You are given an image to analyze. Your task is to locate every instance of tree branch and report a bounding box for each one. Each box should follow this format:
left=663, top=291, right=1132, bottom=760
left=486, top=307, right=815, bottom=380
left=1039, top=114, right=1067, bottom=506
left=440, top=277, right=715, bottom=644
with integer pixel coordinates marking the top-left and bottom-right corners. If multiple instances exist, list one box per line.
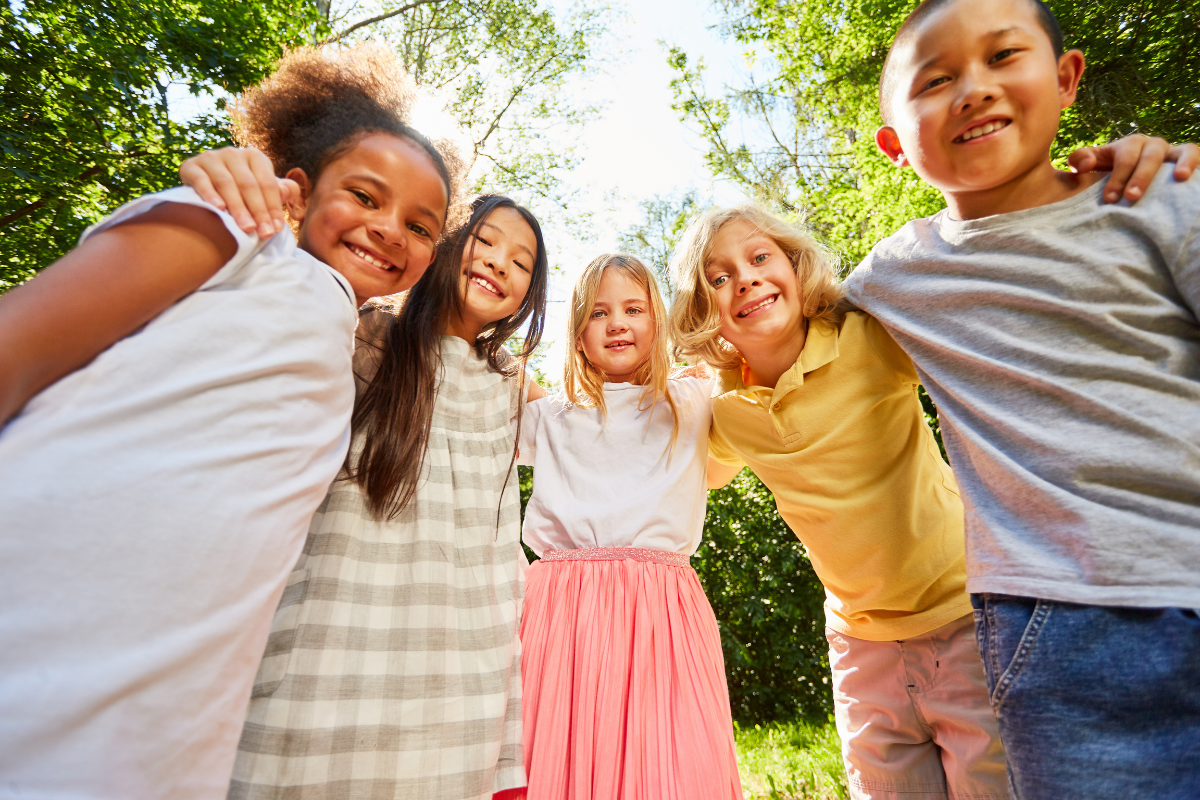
left=320, top=0, right=445, bottom=44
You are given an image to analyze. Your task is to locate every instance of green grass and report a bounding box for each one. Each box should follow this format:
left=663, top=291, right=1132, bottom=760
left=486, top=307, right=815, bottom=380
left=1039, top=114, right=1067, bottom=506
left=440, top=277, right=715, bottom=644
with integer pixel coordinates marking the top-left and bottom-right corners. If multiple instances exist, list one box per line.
left=735, top=719, right=849, bottom=800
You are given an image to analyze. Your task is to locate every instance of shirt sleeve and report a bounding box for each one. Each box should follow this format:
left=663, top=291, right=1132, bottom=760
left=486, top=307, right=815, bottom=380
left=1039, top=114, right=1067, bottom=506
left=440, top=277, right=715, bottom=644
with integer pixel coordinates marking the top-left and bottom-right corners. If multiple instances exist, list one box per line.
left=516, top=396, right=545, bottom=467
left=78, top=186, right=266, bottom=291
left=1171, top=208, right=1200, bottom=320
left=707, top=413, right=745, bottom=468
left=861, top=313, right=920, bottom=385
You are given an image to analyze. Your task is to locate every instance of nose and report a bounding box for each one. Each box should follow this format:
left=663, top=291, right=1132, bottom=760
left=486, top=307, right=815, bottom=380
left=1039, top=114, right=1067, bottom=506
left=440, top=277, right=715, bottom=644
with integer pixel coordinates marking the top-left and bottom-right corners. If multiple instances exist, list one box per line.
left=953, top=65, right=998, bottom=115
left=734, top=264, right=761, bottom=295
left=370, top=213, right=408, bottom=250
left=607, top=313, right=628, bottom=333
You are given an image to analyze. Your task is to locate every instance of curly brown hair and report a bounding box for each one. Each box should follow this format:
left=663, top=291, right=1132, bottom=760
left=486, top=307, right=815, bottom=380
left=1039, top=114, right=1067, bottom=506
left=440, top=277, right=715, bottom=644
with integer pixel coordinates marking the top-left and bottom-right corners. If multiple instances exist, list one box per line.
left=228, top=43, right=467, bottom=224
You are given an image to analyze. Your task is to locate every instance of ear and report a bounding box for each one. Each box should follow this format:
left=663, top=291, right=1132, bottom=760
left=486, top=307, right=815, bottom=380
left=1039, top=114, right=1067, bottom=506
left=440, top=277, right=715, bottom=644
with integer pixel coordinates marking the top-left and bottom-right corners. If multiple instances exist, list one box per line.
left=875, top=126, right=909, bottom=168
left=1057, top=49, right=1086, bottom=110
left=284, top=168, right=313, bottom=225
left=574, top=336, right=584, bottom=353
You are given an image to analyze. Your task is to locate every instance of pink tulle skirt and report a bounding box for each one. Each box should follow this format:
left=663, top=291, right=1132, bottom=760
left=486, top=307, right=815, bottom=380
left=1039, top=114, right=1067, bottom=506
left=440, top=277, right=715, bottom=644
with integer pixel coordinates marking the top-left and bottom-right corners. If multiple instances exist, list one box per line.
left=520, top=548, right=743, bottom=800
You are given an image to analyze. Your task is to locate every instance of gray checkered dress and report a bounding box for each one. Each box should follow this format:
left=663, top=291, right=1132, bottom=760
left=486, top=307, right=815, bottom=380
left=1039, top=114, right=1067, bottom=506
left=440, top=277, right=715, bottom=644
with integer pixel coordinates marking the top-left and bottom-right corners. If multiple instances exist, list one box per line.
left=229, top=336, right=526, bottom=800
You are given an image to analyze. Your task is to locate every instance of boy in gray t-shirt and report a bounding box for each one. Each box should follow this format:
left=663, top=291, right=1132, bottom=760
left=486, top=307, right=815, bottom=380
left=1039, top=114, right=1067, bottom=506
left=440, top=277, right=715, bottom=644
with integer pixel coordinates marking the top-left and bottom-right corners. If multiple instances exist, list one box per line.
left=842, top=0, right=1200, bottom=797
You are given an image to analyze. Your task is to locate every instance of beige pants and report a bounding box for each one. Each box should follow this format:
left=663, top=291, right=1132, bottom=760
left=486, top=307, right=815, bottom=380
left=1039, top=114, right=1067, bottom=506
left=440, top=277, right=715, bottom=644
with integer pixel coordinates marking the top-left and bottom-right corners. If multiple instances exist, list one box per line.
left=825, top=614, right=1008, bottom=800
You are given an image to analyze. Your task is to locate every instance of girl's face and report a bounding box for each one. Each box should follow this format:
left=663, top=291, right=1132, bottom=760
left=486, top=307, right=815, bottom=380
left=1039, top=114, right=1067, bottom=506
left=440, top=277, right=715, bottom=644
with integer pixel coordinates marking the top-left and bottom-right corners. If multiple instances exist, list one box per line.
left=576, top=269, right=655, bottom=385
left=448, top=207, right=537, bottom=342
left=288, top=133, right=448, bottom=305
left=704, top=219, right=804, bottom=355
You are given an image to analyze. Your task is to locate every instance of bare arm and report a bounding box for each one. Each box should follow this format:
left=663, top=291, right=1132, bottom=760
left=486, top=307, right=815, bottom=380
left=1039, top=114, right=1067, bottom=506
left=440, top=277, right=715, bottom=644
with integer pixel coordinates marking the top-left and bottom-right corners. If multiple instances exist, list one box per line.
left=0, top=203, right=236, bottom=424
left=706, top=457, right=740, bottom=490
left=527, top=380, right=548, bottom=402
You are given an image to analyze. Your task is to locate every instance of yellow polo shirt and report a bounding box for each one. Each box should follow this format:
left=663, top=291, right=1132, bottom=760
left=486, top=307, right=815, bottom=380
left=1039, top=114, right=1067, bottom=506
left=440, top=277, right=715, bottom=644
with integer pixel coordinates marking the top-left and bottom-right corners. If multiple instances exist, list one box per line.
left=709, top=311, right=971, bottom=641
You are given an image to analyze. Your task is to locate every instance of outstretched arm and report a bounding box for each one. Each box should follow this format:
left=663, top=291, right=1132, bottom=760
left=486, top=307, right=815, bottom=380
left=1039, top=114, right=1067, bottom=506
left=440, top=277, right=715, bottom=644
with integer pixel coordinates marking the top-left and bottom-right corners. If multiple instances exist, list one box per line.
left=0, top=203, right=235, bottom=424
left=707, top=458, right=740, bottom=490
left=1069, top=135, right=1199, bottom=204
left=180, top=146, right=299, bottom=237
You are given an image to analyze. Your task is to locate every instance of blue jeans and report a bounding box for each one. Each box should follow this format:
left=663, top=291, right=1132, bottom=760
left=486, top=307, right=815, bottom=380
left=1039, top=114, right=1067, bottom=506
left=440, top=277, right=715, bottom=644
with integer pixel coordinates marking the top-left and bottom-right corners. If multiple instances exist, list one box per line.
left=971, top=594, right=1200, bottom=800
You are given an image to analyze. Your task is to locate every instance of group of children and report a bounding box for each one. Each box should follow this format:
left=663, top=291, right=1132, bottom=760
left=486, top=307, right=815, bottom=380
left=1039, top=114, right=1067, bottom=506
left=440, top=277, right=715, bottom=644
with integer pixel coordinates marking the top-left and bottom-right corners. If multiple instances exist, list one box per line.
left=1, top=0, right=1197, bottom=799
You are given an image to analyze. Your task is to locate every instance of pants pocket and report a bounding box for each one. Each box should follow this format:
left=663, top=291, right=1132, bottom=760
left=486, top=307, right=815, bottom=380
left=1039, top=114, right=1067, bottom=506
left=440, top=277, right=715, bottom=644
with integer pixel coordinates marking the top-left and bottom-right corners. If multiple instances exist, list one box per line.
left=251, top=568, right=312, bottom=698
left=983, top=595, right=1052, bottom=711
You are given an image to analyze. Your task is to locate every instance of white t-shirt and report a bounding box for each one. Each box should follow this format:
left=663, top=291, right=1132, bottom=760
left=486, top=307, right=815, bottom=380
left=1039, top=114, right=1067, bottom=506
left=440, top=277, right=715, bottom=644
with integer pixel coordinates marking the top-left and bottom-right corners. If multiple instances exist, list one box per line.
left=0, top=187, right=358, bottom=799
left=518, top=376, right=714, bottom=556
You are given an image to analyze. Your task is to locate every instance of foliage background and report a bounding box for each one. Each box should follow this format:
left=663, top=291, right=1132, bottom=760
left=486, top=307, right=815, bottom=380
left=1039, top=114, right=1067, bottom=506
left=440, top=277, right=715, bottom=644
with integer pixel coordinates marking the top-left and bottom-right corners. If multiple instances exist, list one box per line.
left=1, top=0, right=610, bottom=289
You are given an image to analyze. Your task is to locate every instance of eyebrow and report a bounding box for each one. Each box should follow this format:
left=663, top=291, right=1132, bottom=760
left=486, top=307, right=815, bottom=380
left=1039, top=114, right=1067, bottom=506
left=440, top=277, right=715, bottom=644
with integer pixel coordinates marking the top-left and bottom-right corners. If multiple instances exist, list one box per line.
left=478, top=221, right=536, bottom=261
left=916, top=26, right=1023, bottom=72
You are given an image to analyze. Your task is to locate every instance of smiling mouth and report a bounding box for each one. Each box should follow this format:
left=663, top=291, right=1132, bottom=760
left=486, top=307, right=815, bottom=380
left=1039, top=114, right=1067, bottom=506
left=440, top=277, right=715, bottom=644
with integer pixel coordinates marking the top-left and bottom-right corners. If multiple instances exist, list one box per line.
left=469, top=272, right=503, bottom=297
left=606, top=340, right=633, bottom=349
left=346, top=243, right=397, bottom=271
left=738, top=294, right=777, bottom=318
left=955, top=119, right=1011, bottom=143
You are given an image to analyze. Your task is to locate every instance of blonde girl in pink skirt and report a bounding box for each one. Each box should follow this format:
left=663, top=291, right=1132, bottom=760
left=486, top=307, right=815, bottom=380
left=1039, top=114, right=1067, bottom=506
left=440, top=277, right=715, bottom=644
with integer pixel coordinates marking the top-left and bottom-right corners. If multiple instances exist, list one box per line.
left=516, top=253, right=742, bottom=800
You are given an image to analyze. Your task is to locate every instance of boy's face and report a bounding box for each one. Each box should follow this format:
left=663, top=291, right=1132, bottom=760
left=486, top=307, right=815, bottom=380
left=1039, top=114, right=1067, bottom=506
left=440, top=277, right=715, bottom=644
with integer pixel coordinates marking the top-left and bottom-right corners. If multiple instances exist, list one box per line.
left=876, top=0, right=1084, bottom=199
left=705, top=220, right=805, bottom=358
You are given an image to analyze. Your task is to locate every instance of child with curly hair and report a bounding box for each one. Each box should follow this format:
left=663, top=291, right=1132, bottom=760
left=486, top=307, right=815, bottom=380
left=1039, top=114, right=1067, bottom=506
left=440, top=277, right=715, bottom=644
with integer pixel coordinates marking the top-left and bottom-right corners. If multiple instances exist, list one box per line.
left=0, top=43, right=464, bottom=799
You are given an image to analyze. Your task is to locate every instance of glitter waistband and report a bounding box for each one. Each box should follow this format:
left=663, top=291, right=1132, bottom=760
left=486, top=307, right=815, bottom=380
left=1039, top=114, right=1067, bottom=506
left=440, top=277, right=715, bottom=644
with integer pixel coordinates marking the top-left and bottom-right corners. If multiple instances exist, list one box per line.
left=539, top=547, right=691, bottom=568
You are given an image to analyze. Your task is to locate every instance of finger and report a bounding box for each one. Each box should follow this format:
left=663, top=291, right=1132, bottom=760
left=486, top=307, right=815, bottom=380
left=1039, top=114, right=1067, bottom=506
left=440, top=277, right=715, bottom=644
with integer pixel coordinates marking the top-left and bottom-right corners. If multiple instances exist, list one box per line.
left=1170, top=143, right=1200, bottom=181
left=179, top=159, right=224, bottom=211
left=1066, top=146, right=1099, bottom=175
left=1100, top=137, right=1147, bottom=203
left=279, top=178, right=302, bottom=209
left=202, top=156, right=259, bottom=234
left=1119, top=136, right=1169, bottom=203
left=246, top=151, right=285, bottom=235
left=222, top=155, right=276, bottom=238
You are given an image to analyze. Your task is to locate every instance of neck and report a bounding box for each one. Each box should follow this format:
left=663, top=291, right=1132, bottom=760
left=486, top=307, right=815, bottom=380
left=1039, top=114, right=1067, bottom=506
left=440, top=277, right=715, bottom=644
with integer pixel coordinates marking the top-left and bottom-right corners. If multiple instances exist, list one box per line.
left=442, top=313, right=482, bottom=344
left=740, top=322, right=807, bottom=389
left=943, top=160, right=1105, bottom=221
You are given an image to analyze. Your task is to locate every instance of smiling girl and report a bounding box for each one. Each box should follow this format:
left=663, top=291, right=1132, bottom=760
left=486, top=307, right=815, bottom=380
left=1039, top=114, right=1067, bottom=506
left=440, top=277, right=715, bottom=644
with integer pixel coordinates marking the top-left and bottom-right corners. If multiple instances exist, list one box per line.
left=226, top=194, right=549, bottom=800
left=517, top=254, right=742, bottom=800
left=0, top=44, right=463, bottom=798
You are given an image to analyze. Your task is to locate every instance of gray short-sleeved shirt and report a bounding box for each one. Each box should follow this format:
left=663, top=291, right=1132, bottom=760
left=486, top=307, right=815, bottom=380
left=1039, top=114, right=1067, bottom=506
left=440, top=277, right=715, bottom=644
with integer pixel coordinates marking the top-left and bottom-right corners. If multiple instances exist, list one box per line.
left=844, top=165, right=1200, bottom=608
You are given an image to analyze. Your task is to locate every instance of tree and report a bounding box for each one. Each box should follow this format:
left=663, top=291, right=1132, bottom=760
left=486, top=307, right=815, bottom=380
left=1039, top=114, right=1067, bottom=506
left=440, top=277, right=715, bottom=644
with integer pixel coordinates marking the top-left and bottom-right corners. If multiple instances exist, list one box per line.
left=670, top=0, right=1200, bottom=266
left=321, top=0, right=610, bottom=226
left=1, top=0, right=611, bottom=289
left=697, top=469, right=832, bottom=723
left=617, top=190, right=710, bottom=298
left=0, top=0, right=319, bottom=288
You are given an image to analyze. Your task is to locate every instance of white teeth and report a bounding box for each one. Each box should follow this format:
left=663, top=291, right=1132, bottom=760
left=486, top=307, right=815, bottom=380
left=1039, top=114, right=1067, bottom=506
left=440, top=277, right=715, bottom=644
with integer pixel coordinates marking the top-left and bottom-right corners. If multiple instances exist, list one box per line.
left=471, top=276, right=500, bottom=295
left=961, top=120, right=1007, bottom=141
left=348, top=244, right=392, bottom=269
left=739, top=295, right=776, bottom=317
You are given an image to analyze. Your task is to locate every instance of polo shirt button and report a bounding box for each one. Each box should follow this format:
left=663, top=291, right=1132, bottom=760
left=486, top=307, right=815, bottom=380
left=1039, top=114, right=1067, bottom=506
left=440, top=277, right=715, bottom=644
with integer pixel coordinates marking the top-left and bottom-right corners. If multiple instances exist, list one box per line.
left=772, top=402, right=781, bottom=410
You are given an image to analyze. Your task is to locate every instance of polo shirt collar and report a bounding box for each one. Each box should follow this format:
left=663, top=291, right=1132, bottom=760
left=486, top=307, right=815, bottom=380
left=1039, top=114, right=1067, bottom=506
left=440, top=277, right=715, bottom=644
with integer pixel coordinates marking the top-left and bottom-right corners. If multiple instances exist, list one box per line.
left=718, top=320, right=841, bottom=406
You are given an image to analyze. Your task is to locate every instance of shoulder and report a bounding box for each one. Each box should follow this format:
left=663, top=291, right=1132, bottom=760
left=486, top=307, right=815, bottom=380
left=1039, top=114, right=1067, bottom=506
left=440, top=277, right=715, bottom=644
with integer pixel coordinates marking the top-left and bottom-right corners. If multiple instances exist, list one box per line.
left=842, top=217, right=936, bottom=297
left=1130, top=164, right=1200, bottom=231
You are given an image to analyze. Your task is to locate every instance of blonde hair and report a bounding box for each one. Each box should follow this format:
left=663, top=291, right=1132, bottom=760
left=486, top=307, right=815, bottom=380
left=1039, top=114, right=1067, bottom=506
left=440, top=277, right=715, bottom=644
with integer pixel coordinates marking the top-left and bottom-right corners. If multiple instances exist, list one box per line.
left=669, top=204, right=843, bottom=371
left=563, top=253, right=680, bottom=449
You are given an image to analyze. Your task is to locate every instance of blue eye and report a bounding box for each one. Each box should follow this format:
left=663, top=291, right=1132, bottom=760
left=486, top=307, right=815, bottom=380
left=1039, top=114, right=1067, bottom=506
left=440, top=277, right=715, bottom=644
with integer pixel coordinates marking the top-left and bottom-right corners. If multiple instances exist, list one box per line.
left=711, top=275, right=728, bottom=288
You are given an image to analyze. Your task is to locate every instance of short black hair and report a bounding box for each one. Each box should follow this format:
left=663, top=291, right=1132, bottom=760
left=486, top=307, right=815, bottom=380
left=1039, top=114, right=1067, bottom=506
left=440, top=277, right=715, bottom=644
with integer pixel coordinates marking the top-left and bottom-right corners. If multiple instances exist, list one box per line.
left=877, top=0, right=1064, bottom=124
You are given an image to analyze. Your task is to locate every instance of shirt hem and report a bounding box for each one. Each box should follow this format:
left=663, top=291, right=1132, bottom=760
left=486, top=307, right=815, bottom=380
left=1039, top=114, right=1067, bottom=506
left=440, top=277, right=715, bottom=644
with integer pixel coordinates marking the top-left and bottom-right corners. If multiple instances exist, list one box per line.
left=967, top=577, right=1200, bottom=609
left=823, top=594, right=974, bottom=642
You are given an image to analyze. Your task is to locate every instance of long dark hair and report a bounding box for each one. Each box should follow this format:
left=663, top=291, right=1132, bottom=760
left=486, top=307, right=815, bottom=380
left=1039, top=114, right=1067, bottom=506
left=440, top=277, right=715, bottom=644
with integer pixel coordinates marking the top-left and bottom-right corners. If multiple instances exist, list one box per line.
left=348, top=195, right=549, bottom=520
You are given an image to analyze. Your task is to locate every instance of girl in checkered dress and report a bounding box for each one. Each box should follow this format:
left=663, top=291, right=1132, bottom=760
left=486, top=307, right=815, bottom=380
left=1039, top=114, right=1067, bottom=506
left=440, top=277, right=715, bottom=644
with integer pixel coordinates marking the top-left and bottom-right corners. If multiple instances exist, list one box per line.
left=179, top=151, right=552, bottom=796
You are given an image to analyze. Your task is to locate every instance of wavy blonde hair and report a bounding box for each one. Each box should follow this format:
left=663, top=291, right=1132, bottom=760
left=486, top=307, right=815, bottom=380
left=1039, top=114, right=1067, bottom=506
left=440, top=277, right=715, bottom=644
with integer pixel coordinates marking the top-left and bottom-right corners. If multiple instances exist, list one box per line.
left=669, top=205, right=843, bottom=371
left=564, top=253, right=680, bottom=449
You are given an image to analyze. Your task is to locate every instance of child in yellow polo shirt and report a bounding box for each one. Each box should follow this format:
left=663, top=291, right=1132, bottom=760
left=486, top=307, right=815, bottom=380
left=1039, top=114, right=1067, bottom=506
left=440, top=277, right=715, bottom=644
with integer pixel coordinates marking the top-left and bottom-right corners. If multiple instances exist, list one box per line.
left=669, top=204, right=1006, bottom=800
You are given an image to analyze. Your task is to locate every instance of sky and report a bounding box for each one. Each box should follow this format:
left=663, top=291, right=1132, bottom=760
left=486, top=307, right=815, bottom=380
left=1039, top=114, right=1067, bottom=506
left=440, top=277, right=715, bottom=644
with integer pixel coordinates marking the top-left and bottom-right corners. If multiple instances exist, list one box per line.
left=523, top=0, right=759, bottom=378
